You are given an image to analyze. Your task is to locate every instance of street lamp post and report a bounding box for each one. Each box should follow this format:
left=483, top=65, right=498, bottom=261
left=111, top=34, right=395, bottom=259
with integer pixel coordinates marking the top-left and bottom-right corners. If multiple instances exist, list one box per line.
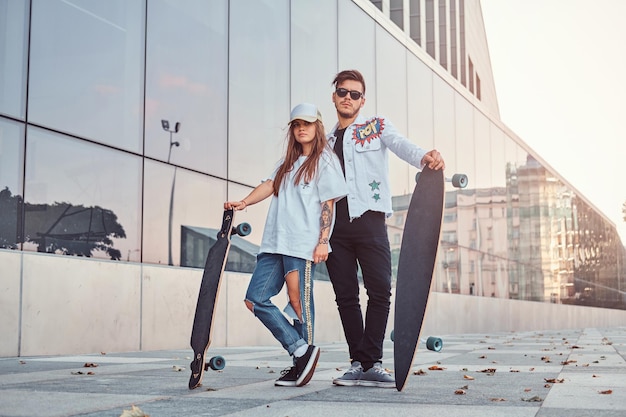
left=162, top=119, right=180, bottom=266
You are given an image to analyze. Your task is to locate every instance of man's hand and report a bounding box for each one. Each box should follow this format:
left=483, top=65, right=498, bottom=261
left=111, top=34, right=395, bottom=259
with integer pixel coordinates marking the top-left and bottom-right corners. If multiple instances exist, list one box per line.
left=422, top=149, right=445, bottom=170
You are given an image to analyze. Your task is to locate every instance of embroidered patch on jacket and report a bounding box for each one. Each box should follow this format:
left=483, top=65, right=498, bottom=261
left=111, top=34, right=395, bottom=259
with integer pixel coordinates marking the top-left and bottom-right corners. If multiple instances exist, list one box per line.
left=352, top=117, right=385, bottom=146
left=369, top=180, right=381, bottom=202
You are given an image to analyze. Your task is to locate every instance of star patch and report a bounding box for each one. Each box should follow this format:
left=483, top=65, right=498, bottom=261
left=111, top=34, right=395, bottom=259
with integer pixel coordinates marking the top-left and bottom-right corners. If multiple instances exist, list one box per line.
left=352, top=117, right=385, bottom=146
left=372, top=193, right=381, bottom=202
left=369, top=180, right=380, bottom=191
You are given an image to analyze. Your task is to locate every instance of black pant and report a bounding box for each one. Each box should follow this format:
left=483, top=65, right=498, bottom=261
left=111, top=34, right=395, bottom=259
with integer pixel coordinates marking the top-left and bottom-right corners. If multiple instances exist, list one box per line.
left=326, top=199, right=392, bottom=369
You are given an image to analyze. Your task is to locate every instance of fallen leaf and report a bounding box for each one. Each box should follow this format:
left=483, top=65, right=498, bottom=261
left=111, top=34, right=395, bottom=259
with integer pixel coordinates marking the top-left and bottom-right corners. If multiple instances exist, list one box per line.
left=19, top=361, right=26, bottom=365
left=521, top=395, right=543, bottom=402
left=524, top=388, right=532, bottom=392
left=428, top=365, right=446, bottom=371
left=478, top=368, right=496, bottom=374
left=413, top=369, right=427, bottom=375
left=544, top=378, right=564, bottom=384
left=463, top=375, right=475, bottom=380
left=172, top=366, right=184, bottom=372
left=83, top=363, right=98, bottom=368
left=561, top=360, right=577, bottom=365
left=478, top=355, right=487, bottom=359
left=510, top=369, right=520, bottom=373
left=71, top=371, right=84, bottom=375
left=119, top=405, right=149, bottom=417
left=598, top=390, right=613, bottom=395
left=490, top=398, right=506, bottom=402
left=454, top=389, right=466, bottom=395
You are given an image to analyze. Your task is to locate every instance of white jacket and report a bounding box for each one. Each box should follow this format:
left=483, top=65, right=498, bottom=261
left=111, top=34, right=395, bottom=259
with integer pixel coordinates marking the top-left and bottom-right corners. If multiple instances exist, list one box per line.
left=327, top=114, right=426, bottom=219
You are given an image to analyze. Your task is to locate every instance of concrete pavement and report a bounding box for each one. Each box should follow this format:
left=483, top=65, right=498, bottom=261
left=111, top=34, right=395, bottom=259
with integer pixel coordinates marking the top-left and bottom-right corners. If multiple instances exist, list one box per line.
left=0, top=327, right=624, bottom=417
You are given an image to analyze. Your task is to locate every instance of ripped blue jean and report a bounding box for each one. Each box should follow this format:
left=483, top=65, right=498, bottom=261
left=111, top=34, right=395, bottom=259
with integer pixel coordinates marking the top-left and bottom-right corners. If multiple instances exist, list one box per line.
left=245, top=253, right=315, bottom=356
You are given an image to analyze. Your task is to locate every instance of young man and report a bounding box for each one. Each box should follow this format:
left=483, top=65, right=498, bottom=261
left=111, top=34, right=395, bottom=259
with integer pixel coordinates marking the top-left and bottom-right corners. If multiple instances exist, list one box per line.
left=326, top=70, right=445, bottom=388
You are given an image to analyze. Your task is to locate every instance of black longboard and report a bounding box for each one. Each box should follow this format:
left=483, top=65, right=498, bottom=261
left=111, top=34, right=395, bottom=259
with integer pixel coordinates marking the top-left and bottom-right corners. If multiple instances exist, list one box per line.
left=393, top=166, right=445, bottom=392
left=188, top=209, right=251, bottom=390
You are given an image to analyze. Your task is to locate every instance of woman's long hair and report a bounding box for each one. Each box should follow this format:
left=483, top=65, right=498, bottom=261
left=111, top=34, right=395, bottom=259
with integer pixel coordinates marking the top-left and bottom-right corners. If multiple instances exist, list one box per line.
left=272, top=119, right=328, bottom=196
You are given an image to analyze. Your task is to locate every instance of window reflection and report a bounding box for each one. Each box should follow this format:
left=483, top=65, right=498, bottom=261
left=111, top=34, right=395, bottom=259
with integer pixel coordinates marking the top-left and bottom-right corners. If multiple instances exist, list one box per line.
left=145, top=0, right=228, bottom=176
left=228, top=0, right=289, bottom=186
left=28, top=0, right=144, bottom=153
left=143, top=160, right=226, bottom=266
left=23, top=127, right=141, bottom=261
left=0, top=117, right=25, bottom=249
left=0, top=0, right=29, bottom=119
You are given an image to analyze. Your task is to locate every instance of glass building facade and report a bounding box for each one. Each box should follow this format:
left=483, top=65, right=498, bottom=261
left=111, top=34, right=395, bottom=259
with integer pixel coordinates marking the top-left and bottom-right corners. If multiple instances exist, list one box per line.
left=1, top=0, right=624, bottom=311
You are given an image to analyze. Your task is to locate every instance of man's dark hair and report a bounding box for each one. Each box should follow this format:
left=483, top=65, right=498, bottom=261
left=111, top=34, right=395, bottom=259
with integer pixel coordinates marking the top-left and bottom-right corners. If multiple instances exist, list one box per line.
left=332, top=69, right=366, bottom=95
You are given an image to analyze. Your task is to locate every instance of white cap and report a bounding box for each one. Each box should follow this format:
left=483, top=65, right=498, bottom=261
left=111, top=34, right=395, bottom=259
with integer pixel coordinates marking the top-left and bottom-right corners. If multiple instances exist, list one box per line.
left=289, top=103, right=322, bottom=123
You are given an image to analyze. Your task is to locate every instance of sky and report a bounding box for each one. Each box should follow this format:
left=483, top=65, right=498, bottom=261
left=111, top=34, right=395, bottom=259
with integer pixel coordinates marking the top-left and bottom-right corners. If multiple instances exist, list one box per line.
left=480, top=0, right=626, bottom=245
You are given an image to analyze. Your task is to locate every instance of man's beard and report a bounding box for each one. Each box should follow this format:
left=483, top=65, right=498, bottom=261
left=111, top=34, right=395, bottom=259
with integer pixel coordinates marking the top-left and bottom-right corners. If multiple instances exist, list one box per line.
left=337, top=105, right=359, bottom=120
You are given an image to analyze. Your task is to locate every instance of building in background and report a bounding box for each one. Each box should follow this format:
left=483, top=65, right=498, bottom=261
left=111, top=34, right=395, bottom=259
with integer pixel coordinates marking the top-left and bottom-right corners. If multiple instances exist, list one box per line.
left=1, top=0, right=624, bottom=356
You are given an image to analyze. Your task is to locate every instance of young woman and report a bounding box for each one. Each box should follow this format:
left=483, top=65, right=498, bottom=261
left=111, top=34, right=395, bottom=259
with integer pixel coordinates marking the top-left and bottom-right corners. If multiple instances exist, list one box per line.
left=224, top=103, right=347, bottom=387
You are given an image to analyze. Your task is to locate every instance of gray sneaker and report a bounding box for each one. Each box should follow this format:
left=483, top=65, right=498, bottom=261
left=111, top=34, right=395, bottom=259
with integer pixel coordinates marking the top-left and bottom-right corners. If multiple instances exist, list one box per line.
left=333, top=361, right=363, bottom=386
left=360, top=362, right=395, bottom=388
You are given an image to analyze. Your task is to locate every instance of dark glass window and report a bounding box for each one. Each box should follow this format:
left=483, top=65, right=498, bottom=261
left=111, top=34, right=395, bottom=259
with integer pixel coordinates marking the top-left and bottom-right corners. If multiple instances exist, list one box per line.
left=28, top=0, right=144, bottom=153
left=23, top=127, right=142, bottom=261
left=145, top=0, right=228, bottom=177
left=0, top=117, right=25, bottom=249
left=0, top=0, right=29, bottom=119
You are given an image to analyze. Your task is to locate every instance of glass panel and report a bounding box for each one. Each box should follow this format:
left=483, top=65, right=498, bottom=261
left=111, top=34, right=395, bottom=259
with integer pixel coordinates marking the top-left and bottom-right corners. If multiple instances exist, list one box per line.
left=228, top=0, right=289, bottom=185
left=0, top=117, right=25, bottom=249
left=23, top=127, right=142, bottom=261
left=0, top=0, right=29, bottom=119
left=376, top=25, right=410, bottom=196
left=451, top=96, right=475, bottom=295
left=338, top=0, right=377, bottom=115
left=432, top=76, right=456, bottom=170
left=28, top=0, right=144, bottom=153
left=291, top=0, right=337, bottom=122
left=145, top=0, right=228, bottom=177
left=143, top=160, right=226, bottom=267
left=407, top=54, right=434, bottom=153
left=431, top=76, right=457, bottom=293
left=504, top=136, right=522, bottom=300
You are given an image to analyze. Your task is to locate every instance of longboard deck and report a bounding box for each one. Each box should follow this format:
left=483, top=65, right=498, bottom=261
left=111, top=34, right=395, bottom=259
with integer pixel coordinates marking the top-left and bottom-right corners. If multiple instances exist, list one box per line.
left=188, top=209, right=235, bottom=389
left=393, top=166, right=444, bottom=391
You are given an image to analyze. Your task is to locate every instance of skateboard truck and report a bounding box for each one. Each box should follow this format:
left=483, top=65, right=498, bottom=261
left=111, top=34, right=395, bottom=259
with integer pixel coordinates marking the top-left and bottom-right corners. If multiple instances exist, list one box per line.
left=390, top=330, right=443, bottom=352
left=415, top=172, right=468, bottom=189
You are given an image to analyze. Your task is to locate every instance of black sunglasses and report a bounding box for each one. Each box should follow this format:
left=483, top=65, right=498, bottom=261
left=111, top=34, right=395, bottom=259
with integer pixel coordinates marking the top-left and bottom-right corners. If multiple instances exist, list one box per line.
left=335, top=88, right=363, bottom=100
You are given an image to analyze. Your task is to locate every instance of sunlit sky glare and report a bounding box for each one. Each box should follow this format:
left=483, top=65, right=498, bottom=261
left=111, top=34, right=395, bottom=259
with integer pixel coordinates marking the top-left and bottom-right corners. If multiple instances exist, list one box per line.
left=480, top=0, right=626, bottom=245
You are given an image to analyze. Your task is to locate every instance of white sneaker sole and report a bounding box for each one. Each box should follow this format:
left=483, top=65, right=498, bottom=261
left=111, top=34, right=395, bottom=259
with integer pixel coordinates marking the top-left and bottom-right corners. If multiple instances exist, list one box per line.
left=295, top=346, right=320, bottom=387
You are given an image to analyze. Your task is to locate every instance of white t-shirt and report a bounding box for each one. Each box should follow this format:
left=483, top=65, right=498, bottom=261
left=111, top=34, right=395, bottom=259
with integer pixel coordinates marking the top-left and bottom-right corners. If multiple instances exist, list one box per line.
left=259, top=149, right=348, bottom=261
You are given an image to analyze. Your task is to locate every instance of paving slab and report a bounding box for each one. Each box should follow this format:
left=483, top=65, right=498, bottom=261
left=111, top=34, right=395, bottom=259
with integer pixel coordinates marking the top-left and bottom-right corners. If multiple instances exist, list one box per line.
left=0, top=327, right=624, bottom=417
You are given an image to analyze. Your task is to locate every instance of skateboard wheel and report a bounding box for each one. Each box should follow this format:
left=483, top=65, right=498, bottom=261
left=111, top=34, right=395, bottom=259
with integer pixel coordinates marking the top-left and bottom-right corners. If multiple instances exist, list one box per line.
left=426, top=336, right=443, bottom=352
left=390, top=329, right=395, bottom=342
left=414, top=172, right=421, bottom=184
left=208, top=355, right=226, bottom=371
left=232, top=222, right=251, bottom=237
left=451, top=173, right=468, bottom=189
